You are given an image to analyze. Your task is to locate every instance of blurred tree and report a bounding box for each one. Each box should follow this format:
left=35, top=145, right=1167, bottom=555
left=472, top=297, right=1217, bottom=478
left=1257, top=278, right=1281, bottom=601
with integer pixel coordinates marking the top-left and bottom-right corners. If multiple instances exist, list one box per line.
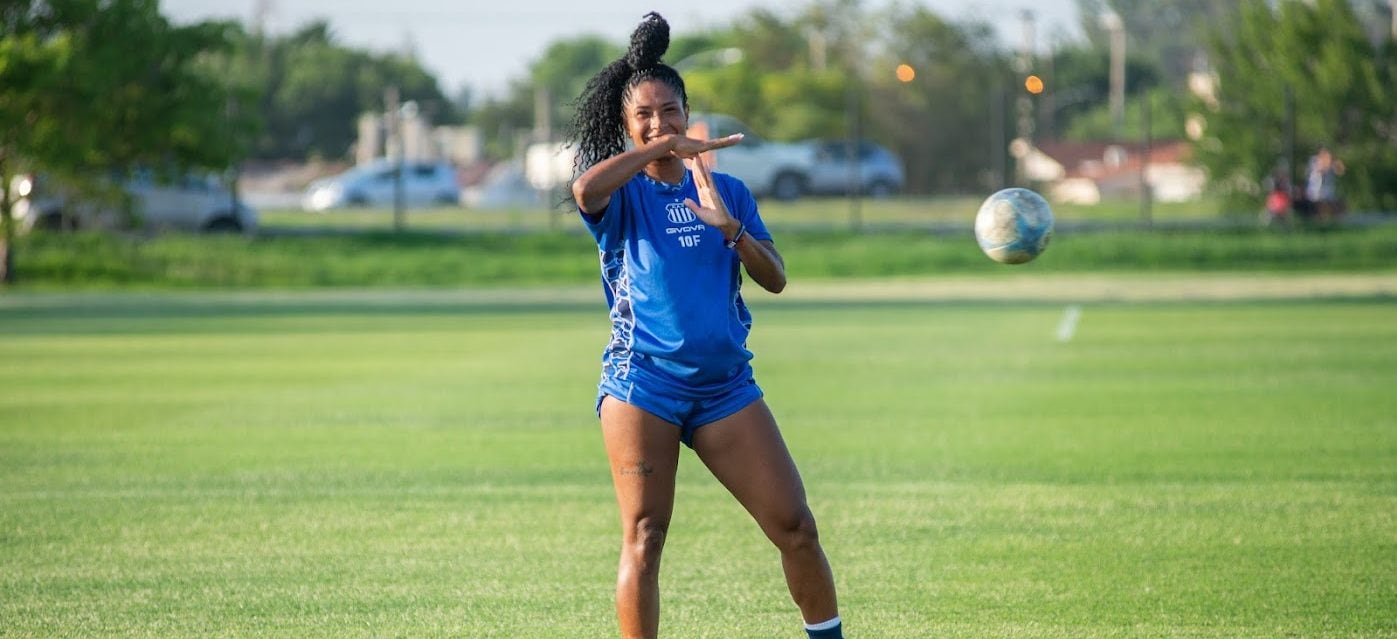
left=1043, top=44, right=1164, bottom=140
left=452, top=86, right=474, bottom=118
left=684, top=57, right=847, bottom=143
left=667, top=32, right=729, bottom=69
left=268, top=27, right=368, bottom=158
left=233, top=21, right=459, bottom=160
left=1077, top=0, right=1233, bottom=83
left=468, top=80, right=534, bottom=161
left=0, top=0, right=250, bottom=284
left=0, top=10, right=64, bottom=283
left=463, top=36, right=620, bottom=162
left=1062, top=86, right=1186, bottom=141
left=1349, top=0, right=1395, bottom=45
left=683, top=2, right=861, bottom=140
left=657, top=11, right=778, bottom=137
left=865, top=5, right=1011, bottom=192
left=1198, top=0, right=1396, bottom=210
left=455, top=0, right=1010, bottom=194
left=532, top=36, right=620, bottom=139
left=675, top=1, right=1013, bottom=193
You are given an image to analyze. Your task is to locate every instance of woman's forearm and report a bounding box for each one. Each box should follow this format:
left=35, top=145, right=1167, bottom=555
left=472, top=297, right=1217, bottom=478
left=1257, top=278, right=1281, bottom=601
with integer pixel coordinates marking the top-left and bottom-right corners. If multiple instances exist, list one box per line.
left=737, top=239, right=786, bottom=294
left=572, top=138, right=676, bottom=214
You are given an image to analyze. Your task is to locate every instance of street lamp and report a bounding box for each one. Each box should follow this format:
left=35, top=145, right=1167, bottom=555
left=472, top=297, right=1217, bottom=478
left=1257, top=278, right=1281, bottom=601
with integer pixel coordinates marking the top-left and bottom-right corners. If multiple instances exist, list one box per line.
left=1099, top=11, right=1126, bottom=136
left=1010, top=9, right=1037, bottom=185
left=671, top=47, right=743, bottom=72
left=384, top=87, right=419, bottom=231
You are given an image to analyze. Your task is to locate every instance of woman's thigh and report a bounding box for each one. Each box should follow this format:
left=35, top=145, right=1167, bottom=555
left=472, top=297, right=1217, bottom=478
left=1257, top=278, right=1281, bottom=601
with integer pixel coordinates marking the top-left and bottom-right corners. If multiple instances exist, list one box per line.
left=600, top=396, right=684, bottom=528
left=689, top=399, right=810, bottom=533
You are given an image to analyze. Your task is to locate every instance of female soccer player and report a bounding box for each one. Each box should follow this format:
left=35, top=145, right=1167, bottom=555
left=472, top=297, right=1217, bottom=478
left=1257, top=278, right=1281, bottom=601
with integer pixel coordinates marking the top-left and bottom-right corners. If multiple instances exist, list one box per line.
left=568, top=12, right=845, bottom=639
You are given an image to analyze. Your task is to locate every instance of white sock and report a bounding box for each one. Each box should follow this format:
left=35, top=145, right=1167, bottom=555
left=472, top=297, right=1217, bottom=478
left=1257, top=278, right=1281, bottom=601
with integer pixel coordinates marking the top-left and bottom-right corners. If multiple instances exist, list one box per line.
left=805, top=615, right=841, bottom=631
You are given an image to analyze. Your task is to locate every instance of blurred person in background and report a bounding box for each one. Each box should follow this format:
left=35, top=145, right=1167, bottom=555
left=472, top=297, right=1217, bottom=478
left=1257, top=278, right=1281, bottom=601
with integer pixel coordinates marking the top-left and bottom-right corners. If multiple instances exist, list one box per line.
left=1262, top=164, right=1293, bottom=226
left=1305, top=146, right=1346, bottom=223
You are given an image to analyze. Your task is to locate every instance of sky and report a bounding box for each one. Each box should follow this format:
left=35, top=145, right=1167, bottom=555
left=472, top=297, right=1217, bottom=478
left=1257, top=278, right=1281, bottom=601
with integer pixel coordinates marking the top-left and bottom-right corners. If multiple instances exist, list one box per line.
left=162, top=0, right=1083, bottom=98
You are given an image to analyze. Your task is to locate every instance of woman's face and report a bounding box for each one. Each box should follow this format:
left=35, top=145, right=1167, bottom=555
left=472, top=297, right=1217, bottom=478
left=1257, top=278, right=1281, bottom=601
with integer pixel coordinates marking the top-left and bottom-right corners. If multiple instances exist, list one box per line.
left=623, top=79, right=687, bottom=149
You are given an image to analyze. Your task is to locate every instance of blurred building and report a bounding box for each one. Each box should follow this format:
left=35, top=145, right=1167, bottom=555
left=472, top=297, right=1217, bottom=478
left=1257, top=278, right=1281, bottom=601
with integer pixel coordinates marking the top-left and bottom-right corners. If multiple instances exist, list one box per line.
left=1022, top=140, right=1206, bottom=205
left=354, top=110, right=482, bottom=167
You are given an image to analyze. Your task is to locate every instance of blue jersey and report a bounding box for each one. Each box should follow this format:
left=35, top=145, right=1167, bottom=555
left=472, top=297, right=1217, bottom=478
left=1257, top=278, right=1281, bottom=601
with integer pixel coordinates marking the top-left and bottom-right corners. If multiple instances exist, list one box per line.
left=581, top=169, right=773, bottom=399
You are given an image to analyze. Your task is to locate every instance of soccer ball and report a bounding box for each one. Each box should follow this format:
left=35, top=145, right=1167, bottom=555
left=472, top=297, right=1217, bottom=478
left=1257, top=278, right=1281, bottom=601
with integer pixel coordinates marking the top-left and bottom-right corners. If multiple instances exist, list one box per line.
left=974, top=188, right=1054, bottom=264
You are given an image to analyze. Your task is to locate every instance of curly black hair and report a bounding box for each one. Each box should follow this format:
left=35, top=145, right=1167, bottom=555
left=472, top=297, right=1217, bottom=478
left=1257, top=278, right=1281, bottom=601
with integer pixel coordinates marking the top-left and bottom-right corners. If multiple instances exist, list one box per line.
left=569, top=12, right=689, bottom=174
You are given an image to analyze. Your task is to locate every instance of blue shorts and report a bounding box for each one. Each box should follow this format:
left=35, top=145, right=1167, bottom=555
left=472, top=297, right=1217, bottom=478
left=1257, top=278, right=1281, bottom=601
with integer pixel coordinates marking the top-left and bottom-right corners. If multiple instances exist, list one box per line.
left=596, top=376, right=764, bottom=447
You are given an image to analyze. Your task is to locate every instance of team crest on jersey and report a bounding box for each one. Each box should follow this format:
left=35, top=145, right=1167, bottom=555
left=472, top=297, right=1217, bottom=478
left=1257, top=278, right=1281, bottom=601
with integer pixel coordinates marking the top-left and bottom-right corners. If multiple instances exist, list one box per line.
left=666, top=202, right=698, bottom=225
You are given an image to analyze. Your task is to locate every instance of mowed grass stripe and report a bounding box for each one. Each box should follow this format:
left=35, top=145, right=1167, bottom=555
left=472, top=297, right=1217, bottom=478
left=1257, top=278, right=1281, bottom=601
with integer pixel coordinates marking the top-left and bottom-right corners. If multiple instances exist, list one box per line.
left=1, top=295, right=1393, bottom=637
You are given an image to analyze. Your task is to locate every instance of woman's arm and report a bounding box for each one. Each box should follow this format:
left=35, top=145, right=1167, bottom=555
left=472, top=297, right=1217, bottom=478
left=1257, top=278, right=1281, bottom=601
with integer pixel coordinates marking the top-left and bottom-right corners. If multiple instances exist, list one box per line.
left=572, top=133, right=743, bottom=215
left=572, top=138, right=675, bottom=215
left=732, top=236, right=786, bottom=294
left=684, top=154, right=786, bottom=294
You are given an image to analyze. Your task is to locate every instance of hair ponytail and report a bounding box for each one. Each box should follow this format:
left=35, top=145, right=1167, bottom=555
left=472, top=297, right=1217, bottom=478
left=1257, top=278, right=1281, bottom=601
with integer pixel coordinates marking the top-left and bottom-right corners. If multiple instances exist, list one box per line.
left=625, top=12, right=669, bottom=71
left=569, top=12, right=689, bottom=175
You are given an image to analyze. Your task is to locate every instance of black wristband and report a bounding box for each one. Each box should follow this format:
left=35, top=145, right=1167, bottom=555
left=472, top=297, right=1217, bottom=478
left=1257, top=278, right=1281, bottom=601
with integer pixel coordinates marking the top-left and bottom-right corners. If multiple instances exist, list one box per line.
left=725, top=222, right=747, bottom=249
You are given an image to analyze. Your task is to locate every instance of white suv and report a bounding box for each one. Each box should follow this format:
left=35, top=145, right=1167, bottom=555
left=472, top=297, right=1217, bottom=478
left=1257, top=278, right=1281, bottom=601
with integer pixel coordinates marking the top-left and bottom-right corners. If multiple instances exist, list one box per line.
left=688, top=113, right=816, bottom=201
left=12, top=172, right=258, bottom=234
left=302, top=160, right=460, bottom=211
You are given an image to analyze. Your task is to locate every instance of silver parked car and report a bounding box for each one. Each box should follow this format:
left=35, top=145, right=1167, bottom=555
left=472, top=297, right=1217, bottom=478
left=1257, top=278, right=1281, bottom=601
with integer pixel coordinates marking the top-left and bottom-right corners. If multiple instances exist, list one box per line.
left=11, top=171, right=257, bottom=234
left=687, top=113, right=816, bottom=201
left=803, top=140, right=905, bottom=197
left=302, top=160, right=460, bottom=211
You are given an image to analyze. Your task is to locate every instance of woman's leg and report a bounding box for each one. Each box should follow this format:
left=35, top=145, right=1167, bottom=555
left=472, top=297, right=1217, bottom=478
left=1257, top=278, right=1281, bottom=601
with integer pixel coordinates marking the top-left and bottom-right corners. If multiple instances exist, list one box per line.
left=600, top=396, right=683, bottom=639
left=690, top=399, right=839, bottom=623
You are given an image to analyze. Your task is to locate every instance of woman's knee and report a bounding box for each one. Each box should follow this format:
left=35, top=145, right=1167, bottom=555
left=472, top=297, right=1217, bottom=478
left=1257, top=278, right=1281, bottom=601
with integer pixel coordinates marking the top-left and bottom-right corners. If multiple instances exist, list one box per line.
left=621, top=516, right=670, bottom=571
left=766, top=507, right=820, bottom=553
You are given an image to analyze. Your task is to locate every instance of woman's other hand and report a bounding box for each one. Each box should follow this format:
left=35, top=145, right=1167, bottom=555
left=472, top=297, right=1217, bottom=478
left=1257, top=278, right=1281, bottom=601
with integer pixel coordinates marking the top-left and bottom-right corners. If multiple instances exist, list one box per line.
left=683, top=154, right=740, bottom=236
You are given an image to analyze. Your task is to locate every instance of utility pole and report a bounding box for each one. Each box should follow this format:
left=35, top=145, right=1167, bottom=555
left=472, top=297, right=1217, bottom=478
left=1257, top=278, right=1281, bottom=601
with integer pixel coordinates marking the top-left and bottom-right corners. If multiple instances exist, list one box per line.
left=806, top=28, right=828, bottom=71
left=991, top=84, right=1006, bottom=191
left=1041, top=43, right=1056, bottom=141
left=1020, top=9, right=1037, bottom=72
left=533, top=86, right=552, bottom=144
left=0, top=147, right=13, bottom=285
left=1285, top=84, right=1297, bottom=205
left=844, top=37, right=864, bottom=231
left=1100, top=11, right=1126, bottom=136
left=1139, top=89, right=1152, bottom=227
left=845, top=74, right=862, bottom=231
left=533, top=85, right=557, bottom=224
left=251, top=0, right=273, bottom=37
left=385, top=86, right=405, bottom=231
left=1013, top=10, right=1036, bottom=185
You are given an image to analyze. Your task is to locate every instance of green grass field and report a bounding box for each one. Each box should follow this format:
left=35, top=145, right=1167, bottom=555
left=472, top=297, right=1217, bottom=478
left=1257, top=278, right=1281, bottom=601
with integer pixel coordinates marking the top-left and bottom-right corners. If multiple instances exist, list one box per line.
left=2, top=285, right=1394, bottom=638
left=254, top=196, right=1231, bottom=234
left=13, top=223, right=1397, bottom=290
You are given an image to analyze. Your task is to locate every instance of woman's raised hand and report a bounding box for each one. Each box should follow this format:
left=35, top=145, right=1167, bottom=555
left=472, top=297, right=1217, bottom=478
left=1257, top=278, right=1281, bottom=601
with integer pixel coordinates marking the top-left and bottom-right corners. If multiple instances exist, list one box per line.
left=669, top=133, right=743, bottom=159
left=682, top=153, right=738, bottom=232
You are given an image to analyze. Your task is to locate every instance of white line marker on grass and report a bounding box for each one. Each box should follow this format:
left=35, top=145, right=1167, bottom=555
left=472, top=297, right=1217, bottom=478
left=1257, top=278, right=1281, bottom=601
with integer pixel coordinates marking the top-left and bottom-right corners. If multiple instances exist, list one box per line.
left=1056, top=305, right=1082, bottom=342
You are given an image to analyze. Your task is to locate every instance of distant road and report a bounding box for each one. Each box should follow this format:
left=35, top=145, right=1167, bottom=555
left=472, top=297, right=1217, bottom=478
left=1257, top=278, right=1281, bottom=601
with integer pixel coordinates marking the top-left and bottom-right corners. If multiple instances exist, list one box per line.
left=243, top=191, right=303, bottom=210
left=250, top=211, right=1397, bottom=239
